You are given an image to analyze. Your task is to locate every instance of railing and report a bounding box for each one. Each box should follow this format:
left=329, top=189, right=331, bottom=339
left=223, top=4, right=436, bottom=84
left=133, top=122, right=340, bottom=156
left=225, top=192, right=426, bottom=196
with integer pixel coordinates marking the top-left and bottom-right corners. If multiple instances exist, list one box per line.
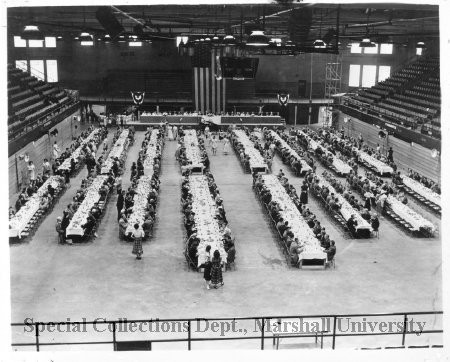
left=11, top=311, right=443, bottom=351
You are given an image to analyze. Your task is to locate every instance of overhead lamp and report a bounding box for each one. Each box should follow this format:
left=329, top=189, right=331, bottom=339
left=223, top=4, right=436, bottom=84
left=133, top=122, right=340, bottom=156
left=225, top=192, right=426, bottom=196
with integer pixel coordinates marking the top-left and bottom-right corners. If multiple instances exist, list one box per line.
left=212, top=35, right=219, bottom=44
left=204, top=37, right=211, bottom=42
left=285, top=40, right=295, bottom=47
left=56, top=35, right=63, bottom=41
left=117, top=34, right=127, bottom=42
left=102, top=34, right=111, bottom=43
left=416, top=41, right=426, bottom=48
left=20, top=24, right=44, bottom=40
left=79, top=31, right=93, bottom=46
left=313, top=39, right=327, bottom=48
left=246, top=30, right=269, bottom=46
left=223, top=34, right=236, bottom=45
left=359, top=38, right=375, bottom=48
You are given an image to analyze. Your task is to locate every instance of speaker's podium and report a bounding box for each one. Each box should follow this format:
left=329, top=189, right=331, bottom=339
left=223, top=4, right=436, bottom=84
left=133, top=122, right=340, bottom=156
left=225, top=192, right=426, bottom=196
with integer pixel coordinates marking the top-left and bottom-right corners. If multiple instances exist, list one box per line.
left=115, top=340, right=152, bottom=351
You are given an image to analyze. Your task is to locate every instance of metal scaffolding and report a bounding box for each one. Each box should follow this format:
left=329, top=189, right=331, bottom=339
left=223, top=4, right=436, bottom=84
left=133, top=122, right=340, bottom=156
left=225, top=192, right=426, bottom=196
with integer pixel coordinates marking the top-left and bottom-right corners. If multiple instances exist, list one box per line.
left=324, top=54, right=343, bottom=101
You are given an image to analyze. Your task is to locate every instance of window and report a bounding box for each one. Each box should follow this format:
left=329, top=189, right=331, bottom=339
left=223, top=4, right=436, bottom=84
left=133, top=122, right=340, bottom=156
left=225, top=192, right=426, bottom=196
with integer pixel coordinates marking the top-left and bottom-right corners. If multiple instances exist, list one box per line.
left=378, top=66, right=391, bottom=82
left=29, top=60, right=45, bottom=81
left=176, top=36, right=189, bottom=47
left=362, top=65, right=377, bottom=87
left=14, top=36, right=26, bottom=47
left=416, top=48, right=423, bottom=56
left=350, top=43, right=361, bottom=54
left=15, top=60, right=28, bottom=72
left=349, top=64, right=361, bottom=87
left=45, top=37, right=56, bottom=48
left=28, top=39, right=44, bottom=47
left=46, top=60, right=58, bottom=82
left=363, top=43, right=379, bottom=54
left=380, top=43, right=393, bottom=54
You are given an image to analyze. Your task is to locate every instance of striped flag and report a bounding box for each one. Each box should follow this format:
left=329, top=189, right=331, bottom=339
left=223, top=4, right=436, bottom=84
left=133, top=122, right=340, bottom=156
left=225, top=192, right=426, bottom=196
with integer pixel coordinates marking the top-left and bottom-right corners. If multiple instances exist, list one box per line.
left=192, top=46, right=226, bottom=113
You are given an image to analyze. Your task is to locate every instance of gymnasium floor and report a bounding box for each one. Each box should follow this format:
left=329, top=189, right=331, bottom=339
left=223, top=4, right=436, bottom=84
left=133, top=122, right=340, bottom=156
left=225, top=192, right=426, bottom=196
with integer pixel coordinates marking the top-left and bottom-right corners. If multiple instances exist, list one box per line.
left=9, top=128, right=442, bottom=350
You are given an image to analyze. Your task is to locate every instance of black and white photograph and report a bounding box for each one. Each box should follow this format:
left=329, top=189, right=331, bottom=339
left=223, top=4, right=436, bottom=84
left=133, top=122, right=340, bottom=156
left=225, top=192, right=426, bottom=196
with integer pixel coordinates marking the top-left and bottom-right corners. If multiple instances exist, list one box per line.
left=0, top=0, right=448, bottom=359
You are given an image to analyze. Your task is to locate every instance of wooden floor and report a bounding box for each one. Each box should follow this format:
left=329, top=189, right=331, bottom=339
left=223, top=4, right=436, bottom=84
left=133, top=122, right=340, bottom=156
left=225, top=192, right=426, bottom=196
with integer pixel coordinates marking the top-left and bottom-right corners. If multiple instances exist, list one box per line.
left=9, top=128, right=442, bottom=350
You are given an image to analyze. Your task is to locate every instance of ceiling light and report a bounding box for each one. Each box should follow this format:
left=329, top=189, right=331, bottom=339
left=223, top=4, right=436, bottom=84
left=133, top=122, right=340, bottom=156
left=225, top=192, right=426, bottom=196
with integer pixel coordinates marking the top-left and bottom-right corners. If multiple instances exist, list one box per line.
left=359, top=38, right=375, bottom=48
left=416, top=41, right=426, bottom=48
left=118, top=34, right=127, bottom=42
left=247, top=30, right=269, bottom=46
left=285, top=40, right=295, bottom=47
left=314, top=39, right=327, bottom=48
left=204, top=37, right=211, bottom=42
left=102, top=34, right=111, bottom=43
left=129, top=41, right=142, bottom=47
left=20, top=24, right=44, bottom=40
left=56, top=35, right=63, bottom=41
left=223, top=34, right=236, bottom=45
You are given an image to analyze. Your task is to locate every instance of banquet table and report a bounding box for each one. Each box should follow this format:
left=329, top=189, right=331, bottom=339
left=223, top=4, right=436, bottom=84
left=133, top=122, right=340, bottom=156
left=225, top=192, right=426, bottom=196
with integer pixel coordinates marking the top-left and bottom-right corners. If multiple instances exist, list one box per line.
left=233, top=130, right=268, bottom=173
left=188, top=175, right=228, bottom=267
left=269, top=130, right=312, bottom=174
left=262, top=175, right=327, bottom=263
left=101, top=129, right=130, bottom=174
left=125, top=176, right=153, bottom=235
left=357, top=151, right=393, bottom=176
left=401, top=176, right=441, bottom=207
left=66, top=175, right=109, bottom=237
left=317, top=176, right=373, bottom=235
left=386, top=196, right=436, bottom=233
left=139, top=114, right=199, bottom=125
left=9, top=176, right=63, bottom=238
left=143, top=129, right=161, bottom=173
left=182, top=130, right=204, bottom=172
left=57, top=128, right=100, bottom=173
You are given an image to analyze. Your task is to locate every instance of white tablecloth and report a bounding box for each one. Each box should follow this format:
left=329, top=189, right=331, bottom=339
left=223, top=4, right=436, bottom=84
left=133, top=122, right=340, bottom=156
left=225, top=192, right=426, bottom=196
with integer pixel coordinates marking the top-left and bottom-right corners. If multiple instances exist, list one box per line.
left=183, top=130, right=204, bottom=168
left=262, top=175, right=327, bottom=260
left=269, top=130, right=312, bottom=172
left=317, top=176, right=372, bottom=231
left=9, top=176, right=63, bottom=238
left=387, top=196, right=436, bottom=232
left=332, top=158, right=352, bottom=175
left=143, top=129, right=161, bottom=173
left=101, top=129, right=130, bottom=174
left=188, top=175, right=228, bottom=267
left=57, top=128, right=100, bottom=172
left=125, top=176, right=153, bottom=235
left=66, top=175, right=109, bottom=236
left=233, top=130, right=267, bottom=171
left=358, top=152, right=393, bottom=174
left=401, top=176, right=441, bottom=207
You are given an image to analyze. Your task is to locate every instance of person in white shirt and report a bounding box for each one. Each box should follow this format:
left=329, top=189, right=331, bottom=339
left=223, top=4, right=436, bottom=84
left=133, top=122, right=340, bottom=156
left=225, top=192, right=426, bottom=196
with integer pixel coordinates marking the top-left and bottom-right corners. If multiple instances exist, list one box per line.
left=42, top=159, right=51, bottom=174
left=27, top=161, right=36, bottom=182
left=53, top=142, right=60, bottom=159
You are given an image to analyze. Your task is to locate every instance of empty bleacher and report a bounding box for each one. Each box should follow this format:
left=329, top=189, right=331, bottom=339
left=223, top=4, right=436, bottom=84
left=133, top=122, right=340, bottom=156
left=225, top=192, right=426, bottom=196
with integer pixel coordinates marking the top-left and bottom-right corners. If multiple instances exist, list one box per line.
left=7, top=64, right=76, bottom=140
left=348, top=57, right=440, bottom=137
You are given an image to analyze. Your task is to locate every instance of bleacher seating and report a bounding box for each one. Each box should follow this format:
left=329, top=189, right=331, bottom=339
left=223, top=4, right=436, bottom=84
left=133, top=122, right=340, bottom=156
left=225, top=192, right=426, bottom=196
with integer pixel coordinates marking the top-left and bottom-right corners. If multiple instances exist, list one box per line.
left=348, top=56, right=441, bottom=137
left=7, top=65, right=75, bottom=139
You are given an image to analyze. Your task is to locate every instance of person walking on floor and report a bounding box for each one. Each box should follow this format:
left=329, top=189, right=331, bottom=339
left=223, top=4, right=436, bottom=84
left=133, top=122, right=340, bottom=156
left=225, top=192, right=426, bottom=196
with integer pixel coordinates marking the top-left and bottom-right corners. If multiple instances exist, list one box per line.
left=131, top=223, right=144, bottom=260
left=210, top=250, right=224, bottom=288
left=211, top=136, right=218, bottom=155
left=202, top=245, right=212, bottom=289
left=223, top=138, right=230, bottom=155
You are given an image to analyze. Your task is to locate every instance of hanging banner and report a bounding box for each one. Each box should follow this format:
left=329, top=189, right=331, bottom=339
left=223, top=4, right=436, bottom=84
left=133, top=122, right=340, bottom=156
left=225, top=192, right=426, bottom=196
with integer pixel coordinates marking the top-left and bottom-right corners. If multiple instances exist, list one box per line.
left=277, top=92, right=290, bottom=106
left=131, top=91, right=145, bottom=105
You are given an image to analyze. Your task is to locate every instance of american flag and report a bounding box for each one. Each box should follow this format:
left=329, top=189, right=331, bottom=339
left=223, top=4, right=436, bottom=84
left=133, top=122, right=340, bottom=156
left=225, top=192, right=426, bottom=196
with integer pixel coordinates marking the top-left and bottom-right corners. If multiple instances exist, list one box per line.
left=192, top=45, right=226, bottom=113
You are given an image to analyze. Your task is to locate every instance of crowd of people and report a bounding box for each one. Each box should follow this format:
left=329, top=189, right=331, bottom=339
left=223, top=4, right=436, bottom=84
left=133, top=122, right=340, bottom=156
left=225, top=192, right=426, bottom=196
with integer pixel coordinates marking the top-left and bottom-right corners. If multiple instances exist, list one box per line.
left=182, top=170, right=235, bottom=289
left=253, top=172, right=336, bottom=266
left=117, top=127, right=164, bottom=255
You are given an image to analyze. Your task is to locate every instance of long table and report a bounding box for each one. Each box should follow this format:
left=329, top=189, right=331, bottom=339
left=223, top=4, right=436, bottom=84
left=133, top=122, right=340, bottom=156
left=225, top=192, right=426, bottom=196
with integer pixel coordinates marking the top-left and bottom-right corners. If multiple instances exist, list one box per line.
left=9, top=176, right=63, bottom=238
left=182, top=130, right=204, bottom=173
left=401, top=175, right=441, bottom=208
left=137, top=114, right=283, bottom=126
left=269, top=130, right=312, bottom=175
left=101, top=129, right=130, bottom=174
left=262, top=175, right=327, bottom=264
left=232, top=130, right=268, bottom=173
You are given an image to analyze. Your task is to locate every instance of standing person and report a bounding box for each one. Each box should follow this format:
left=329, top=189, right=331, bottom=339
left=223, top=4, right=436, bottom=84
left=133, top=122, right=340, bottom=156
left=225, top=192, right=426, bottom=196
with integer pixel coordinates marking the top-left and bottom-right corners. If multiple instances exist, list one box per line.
left=172, top=125, right=178, bottom=140
left=387, top=147, right=394, bottom=163
left=300, top=180, right=309, bottom=205
left=211, top=136, right=218, bottom=155
left=42, top=158, right=51, bottom=174
left=27, top=161, right=36, bottom=183
left=53, top=141, right=60, bottom=160
left=55, top=217, right=65, bottom=244
left=202, top=245, right=212, bottom=290
left=210, top=250, right=224, bottom=288
left=223, top=137, right=230, bottom=155
left=168, top=125, right=174, bottom=141
left=116, top=190, right=125, bottom=221
left=204, top=124, right=210, bottom=139
left=131, top=223, right=144, bottom=260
